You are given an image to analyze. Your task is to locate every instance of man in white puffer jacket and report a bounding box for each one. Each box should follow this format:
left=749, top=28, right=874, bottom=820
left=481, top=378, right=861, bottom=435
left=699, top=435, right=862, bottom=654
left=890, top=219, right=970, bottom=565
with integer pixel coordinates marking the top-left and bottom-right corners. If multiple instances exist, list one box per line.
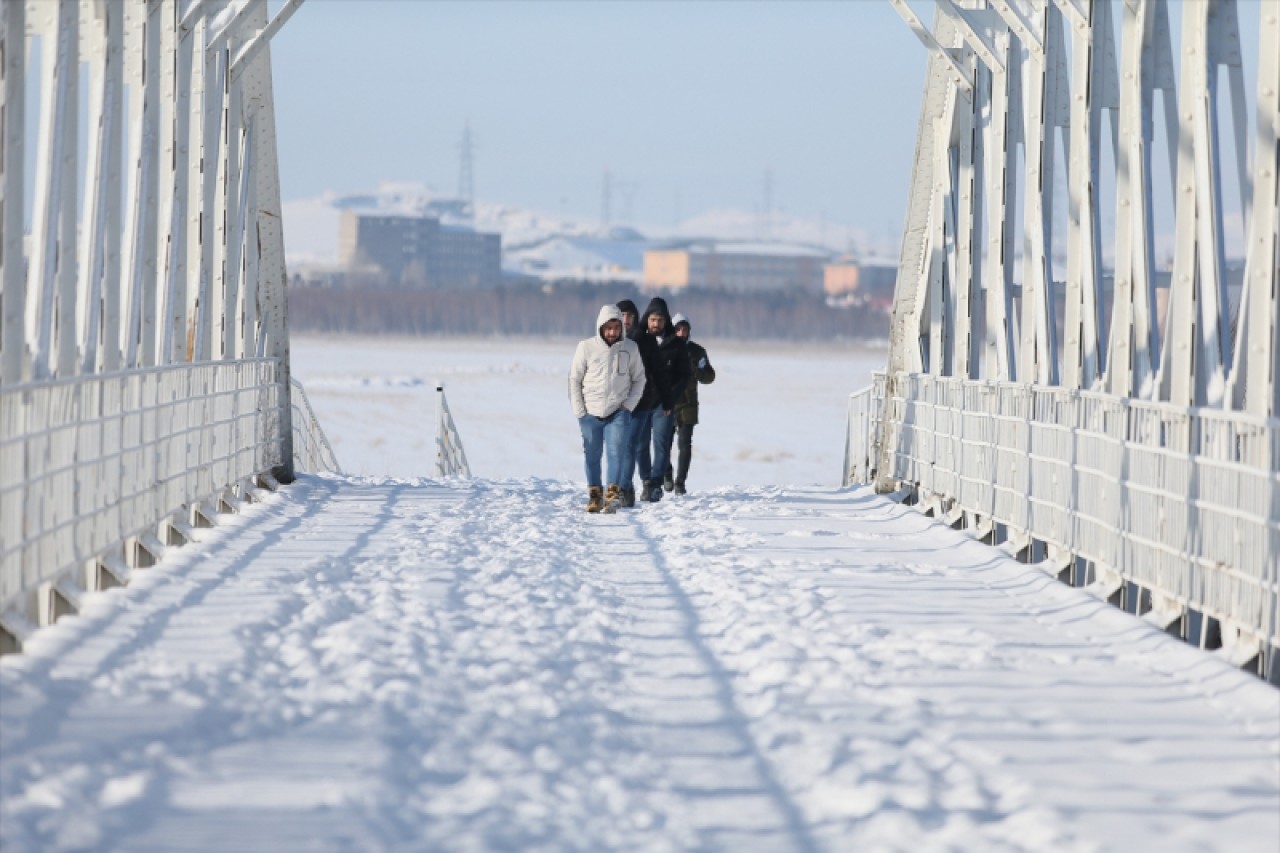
left=569, top=304, right=646, bottom=513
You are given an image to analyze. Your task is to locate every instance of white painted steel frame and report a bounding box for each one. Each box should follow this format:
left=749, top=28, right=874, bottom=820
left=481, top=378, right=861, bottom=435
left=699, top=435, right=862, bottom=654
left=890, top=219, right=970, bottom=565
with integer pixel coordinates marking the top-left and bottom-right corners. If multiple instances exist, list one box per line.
left=884, top=0, right=1278, bottom=408
left=0, top=0, right=306, bottom=647
left=0, top=0, right=298, bottom=390
left=877, top=0, right=1280, bottom=674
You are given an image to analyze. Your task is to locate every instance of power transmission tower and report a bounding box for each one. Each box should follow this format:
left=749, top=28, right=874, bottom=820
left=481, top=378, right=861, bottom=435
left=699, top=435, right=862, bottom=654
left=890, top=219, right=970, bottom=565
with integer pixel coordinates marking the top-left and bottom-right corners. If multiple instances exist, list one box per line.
left=761, top=167, right=774, bottom=241
left=457, top=121, right=475, bottom=221
left=601, top=169, right=612, bottom=228
left=616, top=181, right=638, bottom=225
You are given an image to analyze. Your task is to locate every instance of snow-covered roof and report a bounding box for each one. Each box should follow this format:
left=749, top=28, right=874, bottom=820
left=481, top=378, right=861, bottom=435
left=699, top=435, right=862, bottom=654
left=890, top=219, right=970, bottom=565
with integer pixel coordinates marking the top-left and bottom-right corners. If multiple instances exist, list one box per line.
left=680, top=241, right=834, bottom=259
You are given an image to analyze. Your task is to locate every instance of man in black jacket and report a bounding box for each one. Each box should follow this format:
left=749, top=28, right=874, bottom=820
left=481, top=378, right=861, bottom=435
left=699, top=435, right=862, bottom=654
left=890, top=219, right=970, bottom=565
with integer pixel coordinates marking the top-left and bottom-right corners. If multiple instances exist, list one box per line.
left=634, top=297, right=692, bottom=502
left=664, top=312, right=715, bottom=495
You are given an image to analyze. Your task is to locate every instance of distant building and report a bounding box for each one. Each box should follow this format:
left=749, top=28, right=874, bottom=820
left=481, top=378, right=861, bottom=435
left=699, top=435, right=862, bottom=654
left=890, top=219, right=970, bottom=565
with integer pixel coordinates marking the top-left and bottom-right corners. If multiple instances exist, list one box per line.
left=823, top=258, right=897, bottom=302
left=644, top=242, right=831, bottom=293
left=338, top=211, right=500, bottom=288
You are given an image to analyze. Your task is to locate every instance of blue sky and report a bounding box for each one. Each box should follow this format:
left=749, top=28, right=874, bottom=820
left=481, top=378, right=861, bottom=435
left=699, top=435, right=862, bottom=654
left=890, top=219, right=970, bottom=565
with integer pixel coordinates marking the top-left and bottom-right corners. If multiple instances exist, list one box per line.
left=268, top=0, right=927, bottom=237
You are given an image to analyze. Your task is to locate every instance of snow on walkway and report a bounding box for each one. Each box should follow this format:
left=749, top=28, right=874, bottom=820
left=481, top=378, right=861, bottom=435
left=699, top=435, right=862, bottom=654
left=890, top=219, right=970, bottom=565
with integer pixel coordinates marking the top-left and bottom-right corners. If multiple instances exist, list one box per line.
left=2, top=476, right=1277, bottom=851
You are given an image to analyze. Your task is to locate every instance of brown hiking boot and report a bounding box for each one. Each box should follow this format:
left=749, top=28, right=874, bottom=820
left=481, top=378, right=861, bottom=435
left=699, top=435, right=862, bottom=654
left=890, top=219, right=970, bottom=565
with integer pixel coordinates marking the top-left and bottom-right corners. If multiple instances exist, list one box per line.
left=586, top=486, right=603, bottom=513
left=603, top=484, right=621, bottom=514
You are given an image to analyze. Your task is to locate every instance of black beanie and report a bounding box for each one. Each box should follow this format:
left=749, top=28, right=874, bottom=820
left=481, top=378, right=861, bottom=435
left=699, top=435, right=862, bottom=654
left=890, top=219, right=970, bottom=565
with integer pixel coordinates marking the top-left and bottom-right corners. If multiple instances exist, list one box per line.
left=616, top=299, right=639, bottom=317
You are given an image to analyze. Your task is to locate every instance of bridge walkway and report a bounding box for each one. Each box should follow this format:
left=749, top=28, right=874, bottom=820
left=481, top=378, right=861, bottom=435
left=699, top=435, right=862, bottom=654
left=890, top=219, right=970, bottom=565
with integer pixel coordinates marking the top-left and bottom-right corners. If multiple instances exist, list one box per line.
left=1, top=478, right=1277, bottom=851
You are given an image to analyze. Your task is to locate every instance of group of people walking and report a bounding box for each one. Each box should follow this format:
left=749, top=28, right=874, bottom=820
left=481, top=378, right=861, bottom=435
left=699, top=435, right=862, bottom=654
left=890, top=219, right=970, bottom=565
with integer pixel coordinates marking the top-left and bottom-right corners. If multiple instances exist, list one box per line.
left=568, top=297, right=716, bottom=513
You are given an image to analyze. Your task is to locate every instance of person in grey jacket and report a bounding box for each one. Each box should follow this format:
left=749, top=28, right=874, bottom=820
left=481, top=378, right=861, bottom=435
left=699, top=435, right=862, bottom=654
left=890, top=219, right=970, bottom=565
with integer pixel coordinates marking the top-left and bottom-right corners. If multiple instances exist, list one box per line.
left=569, top=305, right=646, bottom=513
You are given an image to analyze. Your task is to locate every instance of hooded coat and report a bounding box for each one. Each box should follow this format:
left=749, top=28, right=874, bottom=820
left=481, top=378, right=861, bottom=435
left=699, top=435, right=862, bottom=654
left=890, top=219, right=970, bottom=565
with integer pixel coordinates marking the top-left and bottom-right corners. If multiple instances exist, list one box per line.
left=569, top=305, right=646, bottom=419
left=638, top=297, right=693, bottom=411
left=616, top=300, right=641, bottom=338
left=675, top=339, right=715, bottom=426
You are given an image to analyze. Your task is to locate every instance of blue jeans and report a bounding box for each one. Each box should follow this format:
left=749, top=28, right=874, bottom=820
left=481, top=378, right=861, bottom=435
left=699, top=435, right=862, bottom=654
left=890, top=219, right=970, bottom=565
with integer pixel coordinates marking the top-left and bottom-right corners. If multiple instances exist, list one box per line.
left=650, top=409, right=676, bottom=487
left=623, top=407, right=656, bottom=487
left=579, top=408, right=631, bottom=488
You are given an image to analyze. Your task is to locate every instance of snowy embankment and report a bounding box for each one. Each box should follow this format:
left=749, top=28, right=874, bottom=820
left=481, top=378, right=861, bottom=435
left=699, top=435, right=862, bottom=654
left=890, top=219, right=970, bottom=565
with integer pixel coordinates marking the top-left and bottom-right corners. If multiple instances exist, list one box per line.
left=1, top=476, right=1277, bottom=851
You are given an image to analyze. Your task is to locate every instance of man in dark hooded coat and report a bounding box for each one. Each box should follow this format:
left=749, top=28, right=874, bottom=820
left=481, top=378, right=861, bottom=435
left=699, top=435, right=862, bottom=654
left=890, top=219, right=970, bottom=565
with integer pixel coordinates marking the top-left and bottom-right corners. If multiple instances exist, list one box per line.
left=633, top=297, right=692, bottom=502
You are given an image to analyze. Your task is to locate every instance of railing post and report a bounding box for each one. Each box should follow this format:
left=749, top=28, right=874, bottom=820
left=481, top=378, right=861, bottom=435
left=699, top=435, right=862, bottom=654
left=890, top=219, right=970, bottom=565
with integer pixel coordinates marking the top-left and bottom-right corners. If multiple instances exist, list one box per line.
left=239, top=0, right=294, bottom=482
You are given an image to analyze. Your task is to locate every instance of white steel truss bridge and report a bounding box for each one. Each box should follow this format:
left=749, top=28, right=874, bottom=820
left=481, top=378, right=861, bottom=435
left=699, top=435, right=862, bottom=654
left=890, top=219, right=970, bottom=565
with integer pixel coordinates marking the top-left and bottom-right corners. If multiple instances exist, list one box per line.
left=847, top=0, right=1279, bottom=682
left=0, top=2, right=1277, bottom=845
left=0, top=0, right=1276, bottom=691
left=0, top=0, right=318, bottom=650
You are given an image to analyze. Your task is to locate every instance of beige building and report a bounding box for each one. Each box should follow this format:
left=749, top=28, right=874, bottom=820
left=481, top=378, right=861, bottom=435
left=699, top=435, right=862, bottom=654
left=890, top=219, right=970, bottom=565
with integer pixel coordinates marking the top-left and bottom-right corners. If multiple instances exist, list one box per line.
left=643, top=243, right=830, bottom=293
left=823, top=258, right=898, bottom=300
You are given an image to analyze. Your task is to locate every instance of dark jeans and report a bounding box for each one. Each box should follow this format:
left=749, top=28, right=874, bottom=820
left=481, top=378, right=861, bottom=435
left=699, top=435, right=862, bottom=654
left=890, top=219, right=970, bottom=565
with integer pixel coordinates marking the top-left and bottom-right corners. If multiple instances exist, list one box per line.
left=664, top=423, right=695, bottom=485
left=623, top=407, right=656, bottom=486
left=649, top=409, right=676, bottom=488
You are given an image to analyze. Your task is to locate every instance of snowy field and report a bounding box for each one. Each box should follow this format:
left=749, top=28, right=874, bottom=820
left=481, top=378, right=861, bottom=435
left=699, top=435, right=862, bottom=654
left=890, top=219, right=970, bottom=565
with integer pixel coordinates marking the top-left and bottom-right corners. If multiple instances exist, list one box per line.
left=289, top=334, right=886, bottom=487
left=2, top=335, right=1278, bottom=851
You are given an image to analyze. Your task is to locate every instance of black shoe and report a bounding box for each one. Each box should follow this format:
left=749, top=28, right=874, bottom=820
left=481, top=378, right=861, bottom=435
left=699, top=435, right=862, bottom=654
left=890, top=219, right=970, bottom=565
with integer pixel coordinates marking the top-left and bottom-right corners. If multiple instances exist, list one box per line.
left=674, top=482, right=686, bottom=495
left=621, top=487, right=636, bottom=508
left=649, top=483, right=664, bottom=502
left=640, top=481, right=657, bottom=502
left=663, top=473, right=674, bottom=492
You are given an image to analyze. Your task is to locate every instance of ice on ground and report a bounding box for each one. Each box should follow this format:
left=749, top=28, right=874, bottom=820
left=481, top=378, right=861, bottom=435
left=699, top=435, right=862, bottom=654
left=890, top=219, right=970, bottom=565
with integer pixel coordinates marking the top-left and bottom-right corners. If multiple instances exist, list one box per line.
left=3, top=477, right=1277, bottom=852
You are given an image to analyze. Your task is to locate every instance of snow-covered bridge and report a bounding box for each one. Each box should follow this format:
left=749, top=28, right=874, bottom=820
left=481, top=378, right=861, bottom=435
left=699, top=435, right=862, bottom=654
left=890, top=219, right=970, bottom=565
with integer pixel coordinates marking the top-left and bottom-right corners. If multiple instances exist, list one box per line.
left=3, top=477, right=1277, bottom=850
left=2, top=0, right=1280, bottom=849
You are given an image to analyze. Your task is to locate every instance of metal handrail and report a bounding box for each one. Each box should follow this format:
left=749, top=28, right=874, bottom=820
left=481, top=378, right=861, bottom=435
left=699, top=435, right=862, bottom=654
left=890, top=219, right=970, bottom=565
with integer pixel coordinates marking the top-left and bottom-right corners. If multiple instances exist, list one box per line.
left=290, top=378, right=342, bottom=474
left=0, top=359, right=289, bottom=633
left=435, top=384, right=471, bottom=478
left=872, top=371, right=1280, bottom=671
left=844, top=372, right=887, bottom=486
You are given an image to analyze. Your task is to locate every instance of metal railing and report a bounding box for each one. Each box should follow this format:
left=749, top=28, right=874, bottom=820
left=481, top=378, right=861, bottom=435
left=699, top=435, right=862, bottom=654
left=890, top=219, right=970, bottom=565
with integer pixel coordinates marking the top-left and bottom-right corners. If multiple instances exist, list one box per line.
left=871, top=372, right=1279, bottom=674
left=0, top=360, right=289, bottom=637
left=290, top=378, right=342, bottom=474
left=843, top=372, right=886, bottom=486
left=0, top=2, right=308, bottom=651
left=435, top=384, right=471, bottom=478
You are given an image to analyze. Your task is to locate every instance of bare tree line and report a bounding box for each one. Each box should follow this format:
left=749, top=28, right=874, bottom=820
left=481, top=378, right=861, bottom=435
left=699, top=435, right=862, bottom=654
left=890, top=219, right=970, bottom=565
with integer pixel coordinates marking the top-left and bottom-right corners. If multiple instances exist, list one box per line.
left=287, top=281, right=890, bottom=341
